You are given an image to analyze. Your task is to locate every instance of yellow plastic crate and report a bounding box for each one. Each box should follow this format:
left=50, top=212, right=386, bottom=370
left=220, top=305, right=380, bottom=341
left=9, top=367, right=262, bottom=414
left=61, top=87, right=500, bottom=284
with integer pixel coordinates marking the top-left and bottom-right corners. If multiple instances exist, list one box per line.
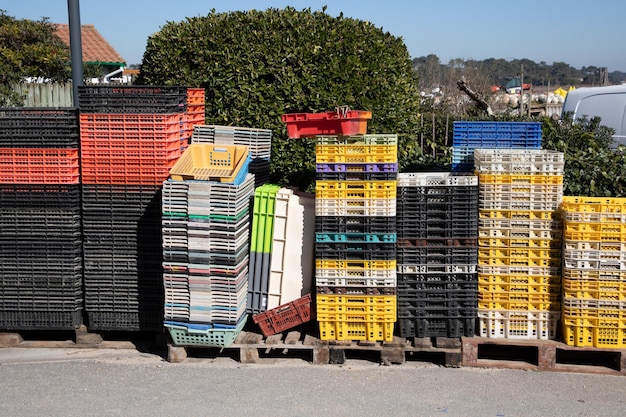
left=479, top=209, right=557, bottom=220
left=563, top=230, right=626, bottom=242
left=168, top=144, right=248, bottom=181
left=315, top=180, right=396, bottom=199
left=315, top=144, right=397, bottom=163
left=562, top=279, right=626, bottom=301
left=478, top=236, right=561, bottom=249
left=478, top=247, right=561, bottom=259
left=564, top=221, right=626, bottom=234
left=479, top=282, right=560, bottom=295
left=478, top=291, right=560, bottom=310
left=478, top=173, right=563, bottom=185
left=478, top=255, right=561, bottom=268
left=478, top=273, right=561, bottom=286
left=561, top=196, right=626, bottom=213
left=562, top=321, right=626, bottom=348
left=318, top=320, right=394, bottom=341
left=564, top=240, right=626, bottom=252
left=316, top=259, right=396, bottom=271
left=316, top=295, right=396, bottom=322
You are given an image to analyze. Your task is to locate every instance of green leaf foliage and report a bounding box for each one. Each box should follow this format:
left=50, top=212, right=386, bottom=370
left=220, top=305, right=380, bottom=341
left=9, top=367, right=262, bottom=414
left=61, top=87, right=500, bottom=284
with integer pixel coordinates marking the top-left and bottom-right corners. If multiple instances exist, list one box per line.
left=542, top=113, right=626, bottom=197
left=137, top=7, right=421, bottom=190
left=0, top=10, right=71, bottom=106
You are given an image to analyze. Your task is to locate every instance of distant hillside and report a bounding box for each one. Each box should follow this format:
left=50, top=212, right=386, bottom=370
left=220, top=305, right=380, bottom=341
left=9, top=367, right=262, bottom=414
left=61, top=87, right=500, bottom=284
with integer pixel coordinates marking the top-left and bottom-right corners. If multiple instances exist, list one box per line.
left=413, top=55, right=626, bottom=91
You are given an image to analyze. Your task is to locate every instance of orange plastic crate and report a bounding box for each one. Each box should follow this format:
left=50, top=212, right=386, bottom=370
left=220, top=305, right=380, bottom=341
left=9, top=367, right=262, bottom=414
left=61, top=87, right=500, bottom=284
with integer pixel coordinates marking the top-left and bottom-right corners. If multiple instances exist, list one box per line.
left=0, top=148, right=79, bottom=183
left=281, top=109, right=371, bottom=139
left=81, top=163, right=173, bottom=185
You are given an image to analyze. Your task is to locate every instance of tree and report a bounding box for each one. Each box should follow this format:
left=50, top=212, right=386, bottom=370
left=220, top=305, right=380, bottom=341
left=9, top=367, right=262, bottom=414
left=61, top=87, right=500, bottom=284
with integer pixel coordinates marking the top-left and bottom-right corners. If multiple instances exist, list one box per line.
left=542, top=113, right=626, bottom=197
left=0, top=11, right=71, bottom=106
left=138, top=7, right=422, bottom=190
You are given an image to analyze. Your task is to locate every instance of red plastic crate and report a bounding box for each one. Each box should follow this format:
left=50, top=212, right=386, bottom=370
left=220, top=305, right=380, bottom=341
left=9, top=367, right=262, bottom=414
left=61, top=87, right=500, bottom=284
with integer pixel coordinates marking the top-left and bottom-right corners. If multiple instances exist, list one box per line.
left=0, top=148, right=80, bottom=183
left=81, top=162, right=175, bottom=185
left=186, top=88, right=205, bottom=105
left=252, top=294, right=313, bottom=337
left=281, top=109, right=371, bottom=139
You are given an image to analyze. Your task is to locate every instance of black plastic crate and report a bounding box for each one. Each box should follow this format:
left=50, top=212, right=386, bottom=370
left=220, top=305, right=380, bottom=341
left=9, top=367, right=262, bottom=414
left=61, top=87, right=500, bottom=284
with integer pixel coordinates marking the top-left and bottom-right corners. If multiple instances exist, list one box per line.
left=315, top=216, right=396, bottom=234
left=0, top=309, right=82, bottom=330
left=315, top=171, right=398, bottom=181
left=315, top=285, right=397, bottom=296
left=397, top=296, right=477, bottom=312
left=0, top=108, right=79, bottom=147
left=397, top=272, right=477, bottom=284
left=396, top=245, right=477, bottom=265
left=78, top=86, right=188, bottom=113
left=0, top=184, right=80, bottom=209
left=397, top=277, right=477, bottom=292
left=398, top=317, right=476, bottom=338
left=86, top=310, right=163, bottom=331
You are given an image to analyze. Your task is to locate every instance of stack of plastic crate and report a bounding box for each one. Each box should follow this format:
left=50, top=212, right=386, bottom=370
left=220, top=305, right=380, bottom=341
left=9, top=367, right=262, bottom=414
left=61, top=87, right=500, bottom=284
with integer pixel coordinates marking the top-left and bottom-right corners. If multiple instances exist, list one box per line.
left=191, top=125, right=272, bottom=187
left=248, top=186, right=315, bottom=314
left=314, top=134, right=398, bottom=342
left=396, top=172, right=479, bottom=338
left=78, top=86, right=205, bottom=331
left=452, top=121, right=542, bottom=171
left=248, top=184, right=281, bottom=314
left=0, top=108, right=83, bottom=329
left=162, top=143, right=254, bottom=347
left=560, top=197, right=626, bottom=348
left=475, top=148, right=565, bottom=339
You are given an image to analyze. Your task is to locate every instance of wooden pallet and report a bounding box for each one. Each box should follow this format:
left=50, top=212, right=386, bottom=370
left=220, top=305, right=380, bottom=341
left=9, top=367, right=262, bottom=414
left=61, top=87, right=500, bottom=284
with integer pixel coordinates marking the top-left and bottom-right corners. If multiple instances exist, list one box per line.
left=462, top=337, right=626, bottom=376
left=167, top=332, right=462, bottom=367
left=0, top=326, right=164, bottom=350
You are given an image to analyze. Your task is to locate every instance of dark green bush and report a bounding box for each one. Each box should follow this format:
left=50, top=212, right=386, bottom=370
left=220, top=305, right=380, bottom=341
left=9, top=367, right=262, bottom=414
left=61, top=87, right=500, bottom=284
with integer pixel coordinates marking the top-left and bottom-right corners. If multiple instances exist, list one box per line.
left=138, top=7, right=422, bottom=191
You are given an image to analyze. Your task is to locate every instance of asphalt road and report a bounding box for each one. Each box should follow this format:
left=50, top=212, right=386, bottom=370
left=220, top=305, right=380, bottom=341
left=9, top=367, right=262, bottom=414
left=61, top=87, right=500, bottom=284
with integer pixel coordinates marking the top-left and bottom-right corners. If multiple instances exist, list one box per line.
left=1, top=347, right=626, bottom=417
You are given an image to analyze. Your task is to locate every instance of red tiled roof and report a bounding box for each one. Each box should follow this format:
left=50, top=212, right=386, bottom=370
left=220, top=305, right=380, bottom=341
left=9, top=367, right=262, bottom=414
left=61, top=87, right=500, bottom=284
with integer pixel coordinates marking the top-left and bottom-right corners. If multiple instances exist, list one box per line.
left=55, top=24, right=125, bottom=65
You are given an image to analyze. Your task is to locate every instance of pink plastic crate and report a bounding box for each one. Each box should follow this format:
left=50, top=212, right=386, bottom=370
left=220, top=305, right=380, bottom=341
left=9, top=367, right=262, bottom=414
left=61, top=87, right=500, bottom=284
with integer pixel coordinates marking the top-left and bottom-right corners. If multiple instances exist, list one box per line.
left=281, top=109, right=371, bottom=139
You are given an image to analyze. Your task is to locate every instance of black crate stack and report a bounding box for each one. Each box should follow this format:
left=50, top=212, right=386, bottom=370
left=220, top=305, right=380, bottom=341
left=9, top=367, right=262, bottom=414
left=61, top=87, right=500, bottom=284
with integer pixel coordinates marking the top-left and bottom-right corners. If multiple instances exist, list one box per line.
left=396, top=172, right=479, bottom=338
left=0, top=108, right=83, bottom=329
left=78, top=86, right=205, bottom=331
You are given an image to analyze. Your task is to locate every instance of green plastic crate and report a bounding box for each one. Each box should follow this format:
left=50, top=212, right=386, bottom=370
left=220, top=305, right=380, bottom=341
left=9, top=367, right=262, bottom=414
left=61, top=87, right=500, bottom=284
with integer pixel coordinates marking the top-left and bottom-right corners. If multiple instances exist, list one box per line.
left=250, top=184, right=280, bottom=253
left=165, top=316, right=247, bottom=347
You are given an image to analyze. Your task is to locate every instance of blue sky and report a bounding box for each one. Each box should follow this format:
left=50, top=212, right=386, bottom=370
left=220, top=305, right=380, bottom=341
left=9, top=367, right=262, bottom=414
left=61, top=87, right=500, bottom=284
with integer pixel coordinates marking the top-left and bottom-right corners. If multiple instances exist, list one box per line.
left=5, top=0, right=626, bottom=71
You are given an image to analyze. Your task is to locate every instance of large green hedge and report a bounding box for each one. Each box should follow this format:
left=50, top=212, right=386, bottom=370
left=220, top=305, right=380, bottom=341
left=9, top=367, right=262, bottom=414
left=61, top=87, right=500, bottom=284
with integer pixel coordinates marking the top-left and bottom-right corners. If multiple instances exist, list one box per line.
left=138, top=7, right=422, bottom=191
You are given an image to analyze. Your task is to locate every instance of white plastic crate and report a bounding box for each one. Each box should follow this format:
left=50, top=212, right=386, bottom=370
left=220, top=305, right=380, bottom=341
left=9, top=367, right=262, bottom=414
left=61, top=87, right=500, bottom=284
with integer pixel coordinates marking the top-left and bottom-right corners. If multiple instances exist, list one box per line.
left=477, top=309, right=560, bottom=339
left=397, top=172, right=477, bottom=187
left=398, top=263, right=477, bottom=274
left=474, top=149, right=564, bottom=173
left=315, top=197, right=396, bottom=217
left=266, top=188, right=315, bottom=310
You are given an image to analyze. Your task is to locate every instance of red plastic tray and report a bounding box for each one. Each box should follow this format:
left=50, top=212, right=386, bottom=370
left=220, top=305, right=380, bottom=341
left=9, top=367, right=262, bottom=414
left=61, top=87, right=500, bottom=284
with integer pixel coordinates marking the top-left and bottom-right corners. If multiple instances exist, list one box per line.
left=252, top=294, right=313, bottom=337
left=281, top=110, right=371, bottom=139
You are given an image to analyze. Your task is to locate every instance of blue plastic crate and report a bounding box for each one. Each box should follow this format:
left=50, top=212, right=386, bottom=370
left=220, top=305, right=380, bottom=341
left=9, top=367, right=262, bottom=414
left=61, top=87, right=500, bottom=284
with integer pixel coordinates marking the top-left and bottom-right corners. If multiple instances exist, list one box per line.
left=315, top=232, right=397, bottom=243
left=452, top=121, right=542, bottom=148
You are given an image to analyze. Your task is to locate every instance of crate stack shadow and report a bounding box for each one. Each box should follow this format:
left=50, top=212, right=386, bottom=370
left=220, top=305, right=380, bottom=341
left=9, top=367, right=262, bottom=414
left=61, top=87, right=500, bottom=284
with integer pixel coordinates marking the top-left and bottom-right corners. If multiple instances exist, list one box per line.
left=0, top=108, right=83, bottom=329
left=395, top=172, right=479, bottom=339
left=78, top=86, right=205, bottom=331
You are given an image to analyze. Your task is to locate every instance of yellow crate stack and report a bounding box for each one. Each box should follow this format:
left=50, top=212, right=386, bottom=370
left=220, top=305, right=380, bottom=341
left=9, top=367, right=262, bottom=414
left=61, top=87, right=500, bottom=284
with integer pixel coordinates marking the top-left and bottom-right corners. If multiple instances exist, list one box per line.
left=560, top=197, right=626, bottom=348
left=475, top=149, right=565, bottom=339
left=314, top=134, right=398, bottom=342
